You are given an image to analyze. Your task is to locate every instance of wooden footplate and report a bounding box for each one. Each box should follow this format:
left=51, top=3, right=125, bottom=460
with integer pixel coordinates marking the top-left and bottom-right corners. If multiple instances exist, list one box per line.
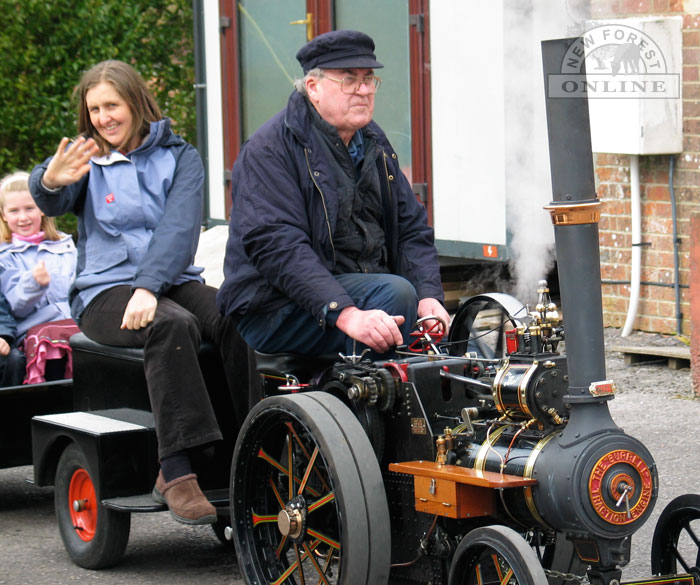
left=389, top=460, right=537, bottom=519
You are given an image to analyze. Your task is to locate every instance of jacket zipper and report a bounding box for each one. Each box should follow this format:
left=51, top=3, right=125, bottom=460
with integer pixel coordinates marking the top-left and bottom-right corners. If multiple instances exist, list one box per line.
left=304, top=148, right=337, bottom=265
left=381, top=151, right=394, bottom=208
left=381, top=151, right=398, bottom=268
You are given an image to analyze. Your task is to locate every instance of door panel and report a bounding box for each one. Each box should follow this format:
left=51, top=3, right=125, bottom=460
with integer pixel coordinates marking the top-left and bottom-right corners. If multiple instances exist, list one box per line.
left=238, top=0, right=307, bottom=139
left=234, top=0, right=415, bottom=185
left=335, top=1, right=413, bottom=183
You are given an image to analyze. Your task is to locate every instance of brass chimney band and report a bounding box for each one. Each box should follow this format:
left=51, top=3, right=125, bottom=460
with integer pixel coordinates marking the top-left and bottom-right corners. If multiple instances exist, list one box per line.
left=543, top=200, right=602, bottom=226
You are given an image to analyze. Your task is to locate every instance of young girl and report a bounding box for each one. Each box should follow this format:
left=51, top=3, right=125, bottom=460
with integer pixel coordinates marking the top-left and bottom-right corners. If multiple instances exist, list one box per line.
left=0, top=171, right=79, bottom=383
left=29, top=60, right=248, bottom=526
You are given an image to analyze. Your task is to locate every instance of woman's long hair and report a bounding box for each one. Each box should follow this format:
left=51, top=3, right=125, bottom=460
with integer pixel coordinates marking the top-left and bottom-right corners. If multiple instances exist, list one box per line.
left=74, top=60, right=162, bottom=156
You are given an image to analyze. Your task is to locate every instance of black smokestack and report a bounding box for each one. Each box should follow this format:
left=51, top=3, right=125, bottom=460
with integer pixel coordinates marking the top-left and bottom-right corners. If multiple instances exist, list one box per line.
left=541, top=38, right=606, bottom=397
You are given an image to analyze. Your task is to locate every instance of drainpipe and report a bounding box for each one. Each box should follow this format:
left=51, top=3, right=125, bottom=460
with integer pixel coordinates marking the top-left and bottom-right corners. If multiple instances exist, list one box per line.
left=669, top=155, right=683, bottom=335
left=192, top=0, right=209, bottom=225
left=621, top=154, right=641, bottom=337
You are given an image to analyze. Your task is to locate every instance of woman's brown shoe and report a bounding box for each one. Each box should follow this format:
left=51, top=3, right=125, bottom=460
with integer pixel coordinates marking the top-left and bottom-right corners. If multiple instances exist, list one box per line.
left=152, top=470, right=217, bottom=525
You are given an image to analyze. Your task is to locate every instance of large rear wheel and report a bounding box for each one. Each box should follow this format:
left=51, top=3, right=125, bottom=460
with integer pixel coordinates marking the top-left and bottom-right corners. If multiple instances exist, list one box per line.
left=54, top=443, right=131, bottom=569
left=231, top=391, right=390, bottom=585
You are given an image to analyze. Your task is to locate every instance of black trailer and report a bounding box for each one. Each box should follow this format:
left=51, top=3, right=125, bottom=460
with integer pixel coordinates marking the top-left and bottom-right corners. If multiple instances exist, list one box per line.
left=31, top=332, right=239, bottom=568
left=0, top=378, right=72, bottom=471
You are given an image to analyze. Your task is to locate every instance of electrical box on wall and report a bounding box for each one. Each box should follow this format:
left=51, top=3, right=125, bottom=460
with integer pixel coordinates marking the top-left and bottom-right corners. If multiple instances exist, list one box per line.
left=583, top=16, right=683, bottom=155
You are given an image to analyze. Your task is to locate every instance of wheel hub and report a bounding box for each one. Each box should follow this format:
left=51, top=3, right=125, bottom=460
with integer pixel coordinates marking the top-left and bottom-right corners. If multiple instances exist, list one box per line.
left=73, top=498, right=89, bottom=512
left=278, top=509, right=303, bottom=538
left=277, top=496, right=306, bottom=541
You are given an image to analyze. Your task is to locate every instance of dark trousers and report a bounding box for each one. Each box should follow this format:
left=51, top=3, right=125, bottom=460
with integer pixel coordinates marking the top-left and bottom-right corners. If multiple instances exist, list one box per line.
left=80, top=281, right=248, bottom=459
left=238, top=273, right=418, bottom=358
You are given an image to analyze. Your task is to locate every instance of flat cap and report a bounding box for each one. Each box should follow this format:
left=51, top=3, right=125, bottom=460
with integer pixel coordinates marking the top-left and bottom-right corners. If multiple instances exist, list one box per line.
left=296, top=29, right=384, bottom=73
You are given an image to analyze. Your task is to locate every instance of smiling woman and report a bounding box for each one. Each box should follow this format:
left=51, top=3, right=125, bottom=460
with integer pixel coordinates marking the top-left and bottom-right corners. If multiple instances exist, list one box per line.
left=28, top=59, right=249, bottom=528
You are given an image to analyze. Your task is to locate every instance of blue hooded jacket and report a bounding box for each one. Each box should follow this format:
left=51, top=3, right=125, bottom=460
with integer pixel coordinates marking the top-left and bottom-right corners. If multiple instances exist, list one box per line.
left=217, top=91, right=443, bottom=328
left=0, top=234, right=76, bottom=337
left=29, top=119, right=204, bottom=319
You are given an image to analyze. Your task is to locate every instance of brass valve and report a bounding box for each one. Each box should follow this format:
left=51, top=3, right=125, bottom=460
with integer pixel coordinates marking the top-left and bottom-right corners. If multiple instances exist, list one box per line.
left=436, top=435, right=447, bottom=466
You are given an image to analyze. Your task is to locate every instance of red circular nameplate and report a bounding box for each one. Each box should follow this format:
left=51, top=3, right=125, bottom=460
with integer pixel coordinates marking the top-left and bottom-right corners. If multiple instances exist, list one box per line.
left=588, top=449, right=653, bottom=525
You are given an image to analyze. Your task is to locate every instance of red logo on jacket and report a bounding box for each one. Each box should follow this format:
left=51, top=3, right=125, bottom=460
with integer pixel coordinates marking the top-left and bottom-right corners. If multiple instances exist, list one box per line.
left=105, top=193, right=115, bottom=204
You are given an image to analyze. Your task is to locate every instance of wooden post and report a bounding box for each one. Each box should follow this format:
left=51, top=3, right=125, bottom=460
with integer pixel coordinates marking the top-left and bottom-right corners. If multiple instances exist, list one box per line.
left=690, top=213, right=700, bottom=397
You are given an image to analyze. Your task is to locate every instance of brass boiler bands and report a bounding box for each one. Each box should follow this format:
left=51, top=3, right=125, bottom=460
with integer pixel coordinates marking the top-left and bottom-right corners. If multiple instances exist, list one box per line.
left=492, top=360, right=539, bottom=420
left=462, top=425, right=557, bottom=529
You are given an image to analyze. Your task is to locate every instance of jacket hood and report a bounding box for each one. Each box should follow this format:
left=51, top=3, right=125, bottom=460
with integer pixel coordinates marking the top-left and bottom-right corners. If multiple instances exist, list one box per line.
left=140, top=118, right=186, bottom=150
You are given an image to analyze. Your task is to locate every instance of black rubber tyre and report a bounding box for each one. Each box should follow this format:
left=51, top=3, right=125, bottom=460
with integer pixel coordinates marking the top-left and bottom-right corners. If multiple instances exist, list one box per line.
left=651, top=494, right=700, bottom=583
left=54, top=443, right=131, bottom=569
left=449, top=525, right=548, bottom=585
left=449, top=293, right=526, bottom=359
left=231, top=391, right=390, bottom=585
left=320, top=380, right=385, bottom=463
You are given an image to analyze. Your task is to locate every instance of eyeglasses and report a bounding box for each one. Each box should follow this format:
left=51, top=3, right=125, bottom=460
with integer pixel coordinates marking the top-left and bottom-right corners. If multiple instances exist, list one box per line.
left=321, top=73, right=382, bottom=94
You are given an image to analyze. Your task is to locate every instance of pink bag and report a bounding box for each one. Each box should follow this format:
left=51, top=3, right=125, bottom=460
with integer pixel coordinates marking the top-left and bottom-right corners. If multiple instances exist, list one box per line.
left=22, top=319, right=81, bottom=384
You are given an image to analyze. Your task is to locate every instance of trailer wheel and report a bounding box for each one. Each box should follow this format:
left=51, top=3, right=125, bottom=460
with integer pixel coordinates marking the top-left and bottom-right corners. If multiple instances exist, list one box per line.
left=449, top=525, right=548, bottom=585
left=231, top=391, right=390, bottom=585
left=54, top=443, right=131, bottom=569
left=651, top=494, right=700, bottom=583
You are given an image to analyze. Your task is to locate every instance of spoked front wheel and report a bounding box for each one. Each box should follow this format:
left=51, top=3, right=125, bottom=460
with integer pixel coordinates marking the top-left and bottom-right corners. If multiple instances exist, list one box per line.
left=651, top=494, right=700, bottom=583
left=449, top=525, right=548, bottom=585
left=231, top=391, right=390, bottom=585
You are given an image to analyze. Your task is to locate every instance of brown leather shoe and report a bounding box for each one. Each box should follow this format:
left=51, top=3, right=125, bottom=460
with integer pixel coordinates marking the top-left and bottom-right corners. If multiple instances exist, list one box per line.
left=152, top=470, right=217, bottom=525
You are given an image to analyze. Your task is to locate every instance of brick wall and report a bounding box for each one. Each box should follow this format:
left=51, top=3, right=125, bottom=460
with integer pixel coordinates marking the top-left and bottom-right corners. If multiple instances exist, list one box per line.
left=591, top=0, right=698, bottom=336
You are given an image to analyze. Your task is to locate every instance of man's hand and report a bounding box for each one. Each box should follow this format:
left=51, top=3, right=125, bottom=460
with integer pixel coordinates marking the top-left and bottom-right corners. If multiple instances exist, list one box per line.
left=32, top=261, right=51, bottom=287
left=0, top=338, right=10, bottom=357
left=335, top=306, right=405, bottom=354
left=121, top=288, right=158, bottom=330
left=43, top=136, right=99, bottom=189
left=417, top=298, right=451, bottom=336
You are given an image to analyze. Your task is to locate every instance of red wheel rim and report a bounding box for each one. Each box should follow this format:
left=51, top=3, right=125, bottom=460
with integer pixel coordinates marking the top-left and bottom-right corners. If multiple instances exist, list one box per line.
left=68, top=468, right=97, bottom=542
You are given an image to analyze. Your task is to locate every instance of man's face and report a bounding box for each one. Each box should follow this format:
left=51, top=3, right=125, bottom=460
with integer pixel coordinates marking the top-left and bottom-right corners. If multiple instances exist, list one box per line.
left=306, top=68, right=376, bottom=144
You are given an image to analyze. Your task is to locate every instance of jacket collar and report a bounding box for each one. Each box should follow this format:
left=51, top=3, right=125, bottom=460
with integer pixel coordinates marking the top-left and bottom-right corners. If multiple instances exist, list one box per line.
left=284, top=91, right=380, bottom=147
left=0, top=232, right=73, bottom=254
left=90, top=118, right=182, bottom=166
